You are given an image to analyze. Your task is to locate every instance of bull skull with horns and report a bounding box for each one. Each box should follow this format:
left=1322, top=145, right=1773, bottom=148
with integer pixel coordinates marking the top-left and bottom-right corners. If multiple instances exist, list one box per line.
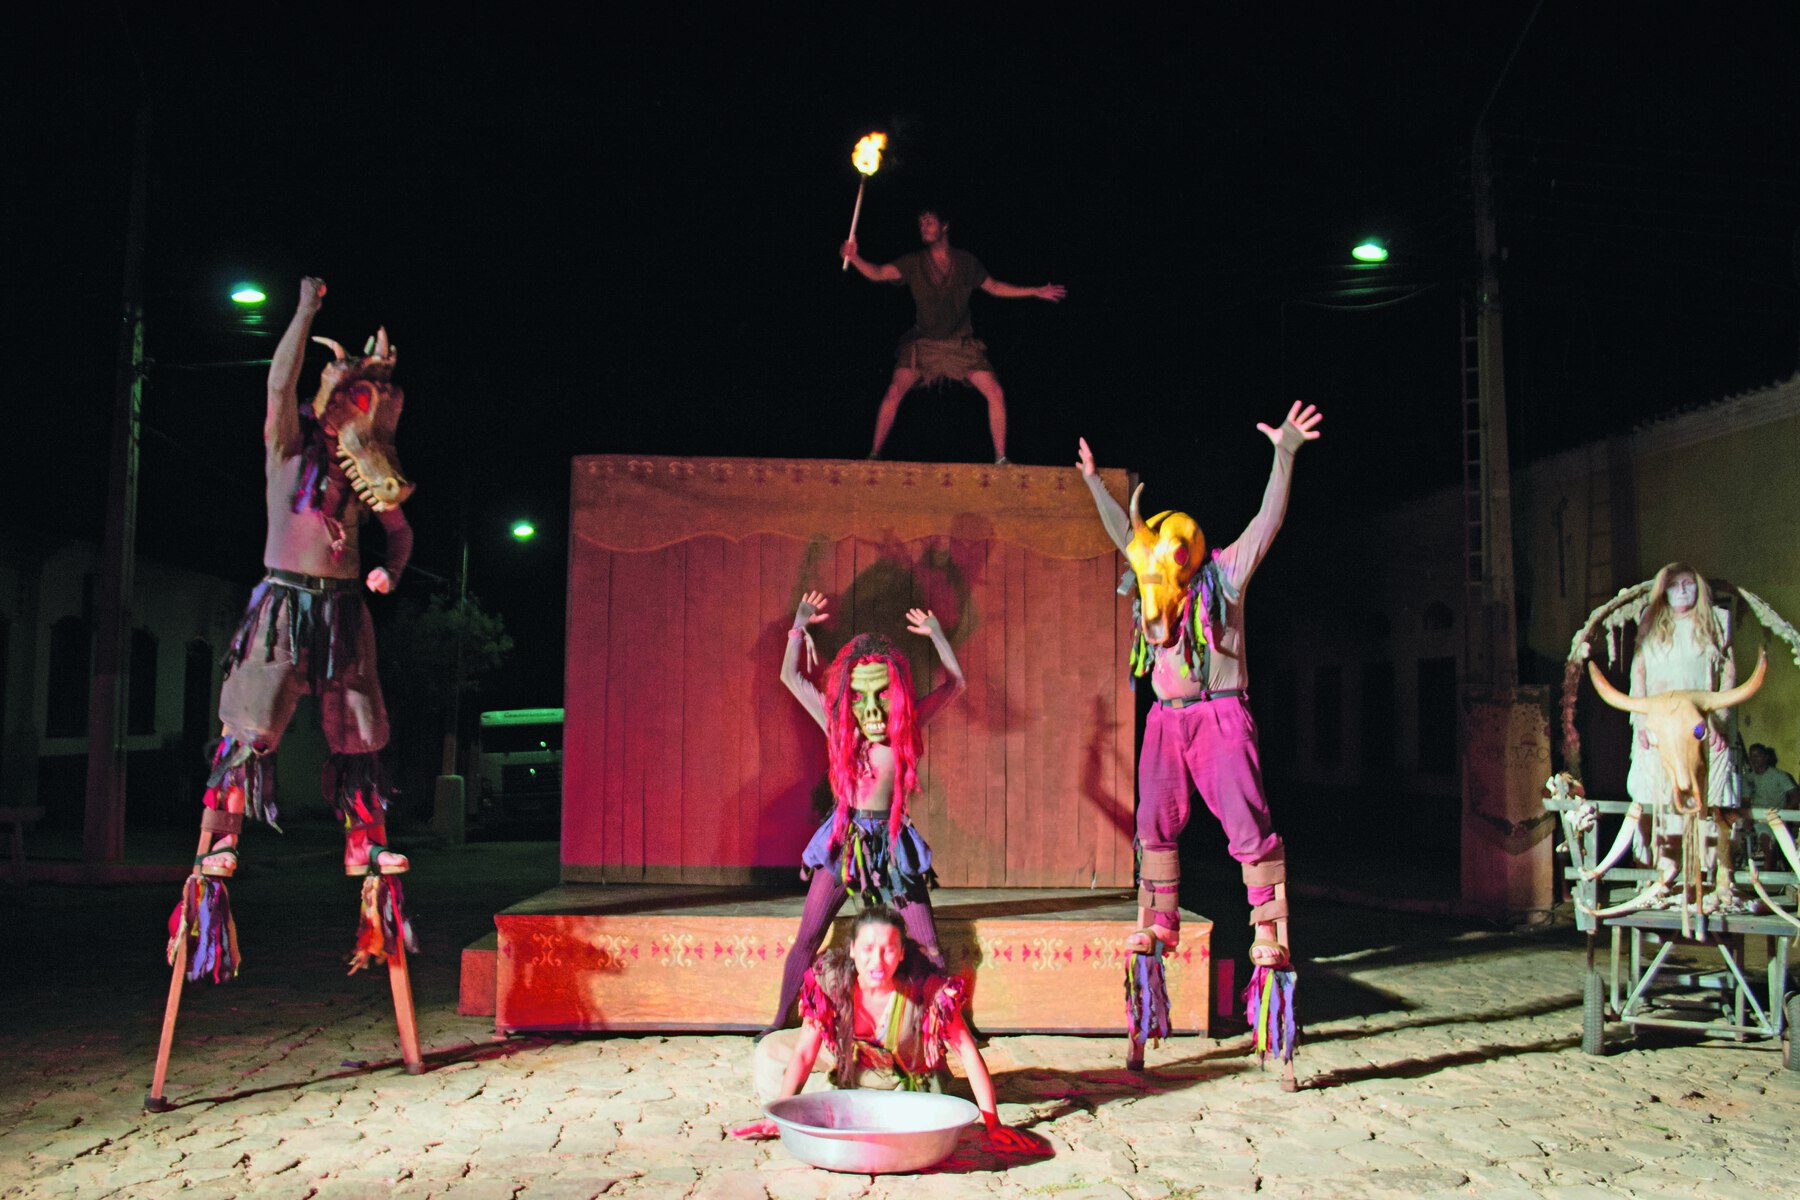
left=1584, top=649, right=1766, bottom=924
left=308, top=328, right=413, bottom=512
left=1124, top=485, right=1205, bottom=647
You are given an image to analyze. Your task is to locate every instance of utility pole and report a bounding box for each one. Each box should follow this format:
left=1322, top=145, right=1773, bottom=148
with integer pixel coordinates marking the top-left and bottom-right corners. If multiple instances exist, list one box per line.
left=83, top=99, right=150, bottom=865
left=1470, top=127, right=1520, bottom=690
left=1458, top=86, right=1553, bottom=920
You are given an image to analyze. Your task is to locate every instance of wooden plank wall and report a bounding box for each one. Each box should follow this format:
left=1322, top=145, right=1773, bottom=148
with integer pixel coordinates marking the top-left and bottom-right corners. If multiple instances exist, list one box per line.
left=563, top=458, right=1136, bottom=888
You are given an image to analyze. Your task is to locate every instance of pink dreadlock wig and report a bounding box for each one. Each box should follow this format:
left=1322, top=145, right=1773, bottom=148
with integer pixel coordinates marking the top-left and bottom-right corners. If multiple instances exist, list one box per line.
left=824, top=633, right=921, bottom=850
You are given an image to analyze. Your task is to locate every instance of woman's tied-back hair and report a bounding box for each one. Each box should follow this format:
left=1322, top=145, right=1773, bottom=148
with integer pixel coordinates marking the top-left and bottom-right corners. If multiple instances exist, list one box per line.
left=811, top=907, right=930, bottom=1088
left=1638, top=561, right=1727, bottom=666
left=823, top=633, right=920, bottom=848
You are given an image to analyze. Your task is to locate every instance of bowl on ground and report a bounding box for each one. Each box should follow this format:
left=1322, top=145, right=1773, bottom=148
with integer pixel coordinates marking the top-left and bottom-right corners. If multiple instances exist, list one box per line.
left=764, top=1089, right=978, bottom=1173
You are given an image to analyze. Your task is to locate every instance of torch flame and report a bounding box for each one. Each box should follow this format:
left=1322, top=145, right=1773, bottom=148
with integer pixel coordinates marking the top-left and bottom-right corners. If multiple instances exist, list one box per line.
left=852, top=132, right=887, bottom=177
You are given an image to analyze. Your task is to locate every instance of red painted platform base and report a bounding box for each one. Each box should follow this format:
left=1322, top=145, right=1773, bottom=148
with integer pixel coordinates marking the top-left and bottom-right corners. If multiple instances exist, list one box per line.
left=483, top=886, right=1211, bottom=1036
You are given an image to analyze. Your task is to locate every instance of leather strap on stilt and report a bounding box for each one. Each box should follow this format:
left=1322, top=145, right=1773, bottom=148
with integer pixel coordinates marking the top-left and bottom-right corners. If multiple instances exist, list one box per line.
left=200, top=809, right=244, bottom=836
left=1242, top=851, right=1286, bottom=888
left=1138, top=847, right=1180, bottom=882
left=1138, top=887, right=1181, bottom=913
left=1249, top=896, right=1290, bottom=924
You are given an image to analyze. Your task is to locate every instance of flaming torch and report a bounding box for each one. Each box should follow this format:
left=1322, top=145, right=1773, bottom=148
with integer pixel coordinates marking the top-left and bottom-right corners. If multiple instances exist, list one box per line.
left=842, top=132, right=887, bottom=271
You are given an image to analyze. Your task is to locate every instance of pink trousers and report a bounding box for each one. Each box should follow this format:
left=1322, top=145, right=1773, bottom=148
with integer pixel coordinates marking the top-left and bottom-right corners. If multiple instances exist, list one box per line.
left=1138, top=695, right=1283, bottom=924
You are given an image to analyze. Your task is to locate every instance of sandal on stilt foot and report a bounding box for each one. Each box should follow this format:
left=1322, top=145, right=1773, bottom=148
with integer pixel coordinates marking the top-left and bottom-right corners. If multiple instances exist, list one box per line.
left=1249, top=937, right=1290, bottom=970
left=1124, top=925, right=1178, bottom=954
left=195, top=843, right=239, bottom=878
left=345, top=841, right=408, bottom=876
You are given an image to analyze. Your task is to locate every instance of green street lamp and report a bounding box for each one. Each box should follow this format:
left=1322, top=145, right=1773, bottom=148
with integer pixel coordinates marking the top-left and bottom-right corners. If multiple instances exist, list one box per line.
left=1351, top=240, right=1389, bottom=263
left=229, top=283, right=267, bottom=304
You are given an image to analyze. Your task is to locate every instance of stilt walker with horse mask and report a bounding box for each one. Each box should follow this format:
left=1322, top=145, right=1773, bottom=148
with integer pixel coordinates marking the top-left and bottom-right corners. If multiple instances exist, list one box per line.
left=148, top=278, right=422, bottom=1110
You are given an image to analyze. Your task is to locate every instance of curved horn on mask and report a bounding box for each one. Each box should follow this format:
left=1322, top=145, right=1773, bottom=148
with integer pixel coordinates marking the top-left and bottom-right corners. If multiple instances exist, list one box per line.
left=364, top=327, right=394, bottom=361
left=1587, top=661, right=1649, bottom=714
left=1129, top=484, right=1151, bottom=542
left=311, top=336, right=348, bottom=360
left=1697, top=649, right=1768, bottom=713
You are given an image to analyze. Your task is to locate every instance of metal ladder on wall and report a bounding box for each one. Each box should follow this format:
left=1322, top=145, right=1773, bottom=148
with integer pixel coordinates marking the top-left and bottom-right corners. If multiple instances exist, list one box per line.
left=1460, top=299, right=1483, bottom=591
left=1584, top=452, right=1618, bottom=610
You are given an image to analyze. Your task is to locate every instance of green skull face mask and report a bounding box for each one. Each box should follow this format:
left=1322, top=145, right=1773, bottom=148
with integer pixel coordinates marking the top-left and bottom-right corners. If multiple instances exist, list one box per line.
left=850, top=661, right=893, bottom=743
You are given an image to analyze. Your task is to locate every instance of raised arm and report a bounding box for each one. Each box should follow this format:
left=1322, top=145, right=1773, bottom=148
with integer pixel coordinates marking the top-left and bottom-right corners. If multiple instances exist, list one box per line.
left=1076, top=437, right=1132, bottom=554
left=980, top=277, right=1066, bottom=302
left=266, top=277, right=325, bottom=459
left=908, top=609, right=966, bottom=726
left=1216, top=402, right=1323, bottom=590
left=782, top=591, right=831, bottom=733
left=839, top=238, right=902, bottom=283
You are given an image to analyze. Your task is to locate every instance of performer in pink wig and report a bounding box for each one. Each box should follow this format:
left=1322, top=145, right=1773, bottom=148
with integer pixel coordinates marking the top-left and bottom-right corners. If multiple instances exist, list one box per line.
left=761, top=591, right=965, bottom=1036
left=1079, top=402, right=1322, bottom=1081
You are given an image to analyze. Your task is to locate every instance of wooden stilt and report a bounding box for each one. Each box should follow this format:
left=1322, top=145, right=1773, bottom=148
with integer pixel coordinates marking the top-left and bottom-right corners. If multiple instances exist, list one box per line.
left=146, top=881, right=191, bottom=1112
left=146, top=823, right=213, bottom=1112
left=1126, top=902, right=1151, bottom=1070
left=385, top=890, right=425, bottom=1075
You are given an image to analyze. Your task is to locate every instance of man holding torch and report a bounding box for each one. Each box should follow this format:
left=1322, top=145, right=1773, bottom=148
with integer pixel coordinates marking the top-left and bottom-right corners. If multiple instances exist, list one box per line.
left=841, top=209, right=1065, bottom=464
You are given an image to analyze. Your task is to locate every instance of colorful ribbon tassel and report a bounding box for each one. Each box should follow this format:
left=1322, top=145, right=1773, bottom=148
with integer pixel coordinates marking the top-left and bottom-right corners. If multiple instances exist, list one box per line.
left=166, top=875, right=241, bottom=984
left=348, top=876, right=417, bottom=973
left=1244, top=965, right=1299, bottom=1065
left=1125, top=945, right=1172, bottom=1048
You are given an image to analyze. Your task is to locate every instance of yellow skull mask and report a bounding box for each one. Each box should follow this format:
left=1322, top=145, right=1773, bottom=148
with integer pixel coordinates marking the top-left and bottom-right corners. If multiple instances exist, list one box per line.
left=849, top=661, right=892, bottom=743
left=1125, top=484, right=1205, bottom=647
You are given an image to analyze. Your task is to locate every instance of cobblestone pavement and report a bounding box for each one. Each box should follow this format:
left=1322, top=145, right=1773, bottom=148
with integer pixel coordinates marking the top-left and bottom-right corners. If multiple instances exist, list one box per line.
left=1, top=832, right=1794, bottom=1199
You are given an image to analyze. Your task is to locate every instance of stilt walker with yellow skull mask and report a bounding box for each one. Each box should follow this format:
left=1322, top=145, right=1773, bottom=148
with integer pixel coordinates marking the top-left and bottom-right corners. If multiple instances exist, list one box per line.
left=1078, top=402, right=1322, bottom=1089
left=148, top=279, right=422, bottom=1110
left=760, top=591, right=967, bottom=1037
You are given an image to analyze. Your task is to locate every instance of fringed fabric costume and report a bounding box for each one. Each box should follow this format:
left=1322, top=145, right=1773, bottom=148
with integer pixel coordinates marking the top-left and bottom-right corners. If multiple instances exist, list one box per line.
left=799, top=967, right=969, bottom=1091
left=800, top=812, right=937, bottom=908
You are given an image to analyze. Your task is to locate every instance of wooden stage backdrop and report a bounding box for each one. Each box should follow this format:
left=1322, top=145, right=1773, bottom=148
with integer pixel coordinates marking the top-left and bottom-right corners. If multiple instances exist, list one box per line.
left=563, top=456, right=1137, bottom=888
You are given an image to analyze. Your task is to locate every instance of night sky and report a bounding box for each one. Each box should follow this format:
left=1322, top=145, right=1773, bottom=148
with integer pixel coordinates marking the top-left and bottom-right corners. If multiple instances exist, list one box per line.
left=15, top=3, right=1800, bottom=709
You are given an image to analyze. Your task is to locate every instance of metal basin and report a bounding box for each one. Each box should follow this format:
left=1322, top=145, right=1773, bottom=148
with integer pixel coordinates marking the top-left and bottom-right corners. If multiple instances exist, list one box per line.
left=764, top=1089, right=978, bottom=1174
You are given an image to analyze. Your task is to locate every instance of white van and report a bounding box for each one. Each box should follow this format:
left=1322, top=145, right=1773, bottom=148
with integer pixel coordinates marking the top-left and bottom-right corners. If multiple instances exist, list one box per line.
left=474, top=708, right=564, bottom=820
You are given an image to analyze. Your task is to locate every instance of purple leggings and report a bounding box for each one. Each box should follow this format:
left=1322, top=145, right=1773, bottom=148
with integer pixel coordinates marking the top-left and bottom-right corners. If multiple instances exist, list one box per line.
left=1139, top=695, right=1283, bottom=925
left=766, top=869, right=944, bottom=1032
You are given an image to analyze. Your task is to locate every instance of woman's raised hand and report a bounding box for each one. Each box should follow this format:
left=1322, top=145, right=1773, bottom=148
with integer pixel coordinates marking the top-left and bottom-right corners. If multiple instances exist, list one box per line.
left=905, top=608, right=940, bottom=637
left=796, top=591, right=830, bottom=626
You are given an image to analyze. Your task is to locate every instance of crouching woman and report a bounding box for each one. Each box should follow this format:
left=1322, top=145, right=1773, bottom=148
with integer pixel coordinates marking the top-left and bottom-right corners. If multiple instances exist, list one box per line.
left=736, top=907, right=1035, bottom=1152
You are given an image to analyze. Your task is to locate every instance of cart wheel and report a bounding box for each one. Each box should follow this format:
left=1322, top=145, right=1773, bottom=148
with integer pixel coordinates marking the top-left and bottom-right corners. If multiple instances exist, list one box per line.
left=1785, top=994, right=1799, bottom=1072
left=1583, top=968, right=1606, bottom=1056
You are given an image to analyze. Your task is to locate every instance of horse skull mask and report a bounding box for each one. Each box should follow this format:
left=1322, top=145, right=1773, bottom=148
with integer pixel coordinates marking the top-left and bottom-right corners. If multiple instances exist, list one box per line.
left=310, top=329, right=413, bottom=512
